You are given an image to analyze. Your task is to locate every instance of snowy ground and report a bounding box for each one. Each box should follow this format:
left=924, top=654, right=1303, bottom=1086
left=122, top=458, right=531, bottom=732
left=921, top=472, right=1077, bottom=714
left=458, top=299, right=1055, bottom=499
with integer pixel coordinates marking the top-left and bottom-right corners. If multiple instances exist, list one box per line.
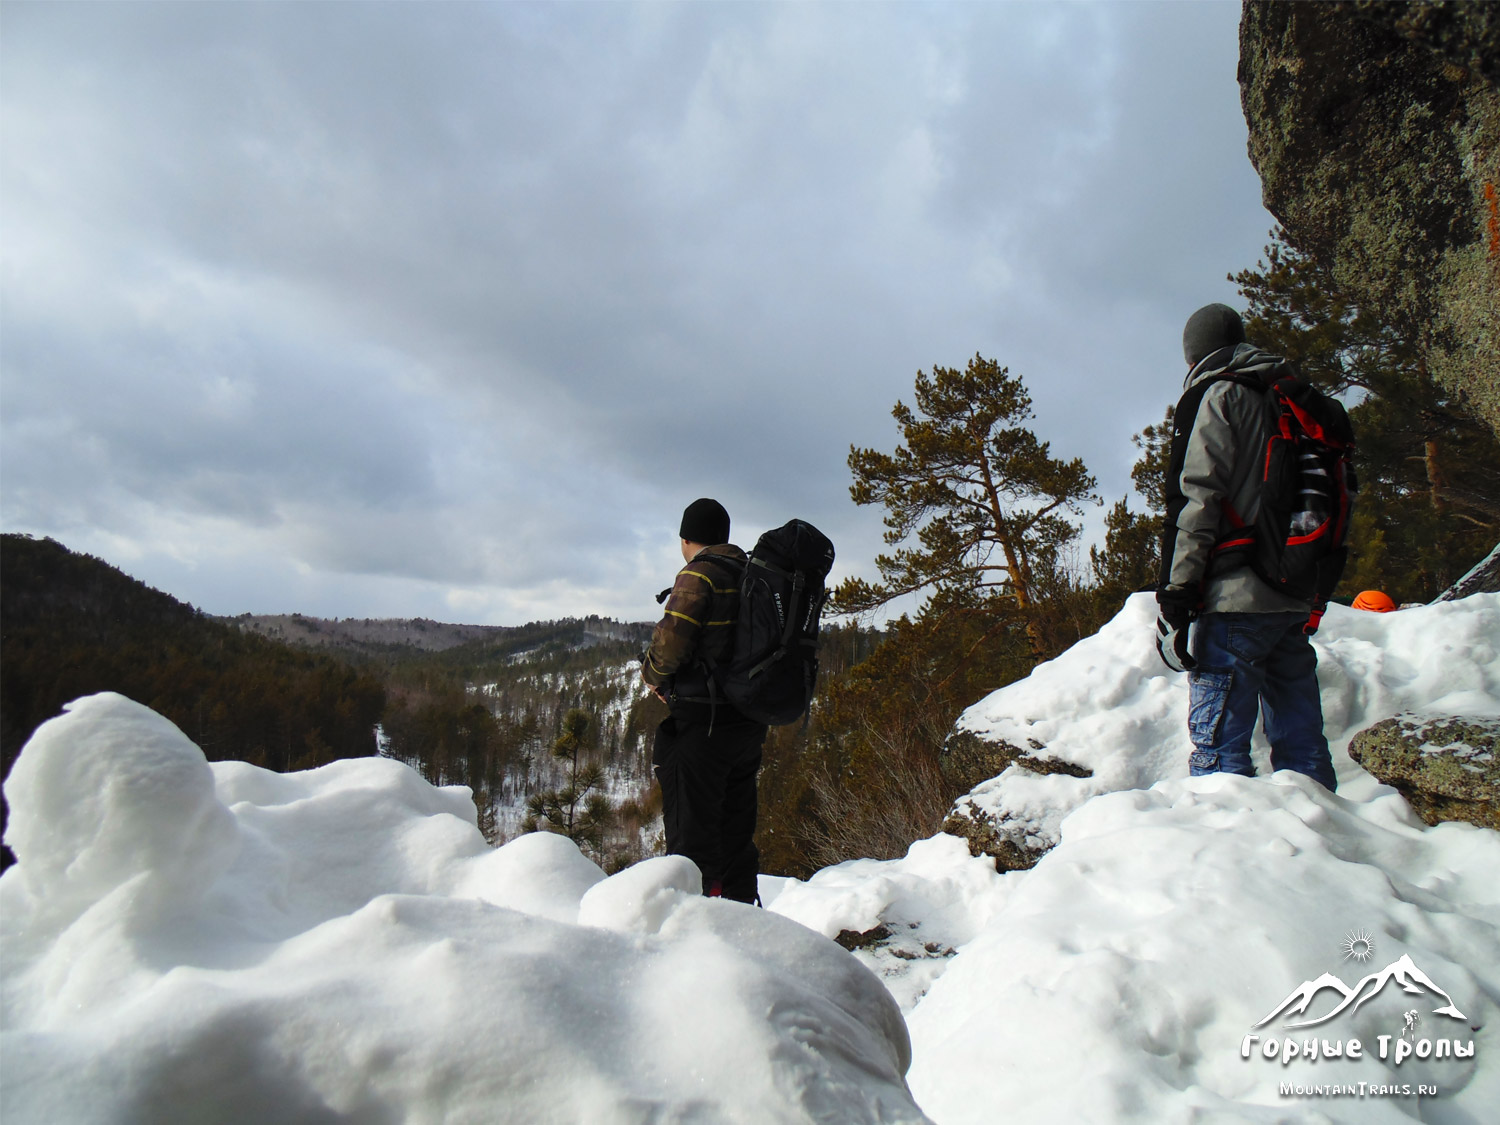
left=767, top=593, right=1500, bottom=1123
left=3, top=594, right=1497, bottom=1122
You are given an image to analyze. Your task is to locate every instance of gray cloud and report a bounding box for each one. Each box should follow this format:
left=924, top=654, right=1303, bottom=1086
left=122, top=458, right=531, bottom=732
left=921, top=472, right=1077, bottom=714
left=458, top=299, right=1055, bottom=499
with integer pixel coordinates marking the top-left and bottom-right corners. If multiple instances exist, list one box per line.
left=1, top=1, right=1273, bottom=624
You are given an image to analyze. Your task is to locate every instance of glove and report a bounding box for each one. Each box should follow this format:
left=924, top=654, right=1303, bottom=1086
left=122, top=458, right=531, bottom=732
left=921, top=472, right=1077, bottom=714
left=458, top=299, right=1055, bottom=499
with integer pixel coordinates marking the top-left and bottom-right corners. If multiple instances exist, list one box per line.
left=1155, top=588, right=1198, bottom=674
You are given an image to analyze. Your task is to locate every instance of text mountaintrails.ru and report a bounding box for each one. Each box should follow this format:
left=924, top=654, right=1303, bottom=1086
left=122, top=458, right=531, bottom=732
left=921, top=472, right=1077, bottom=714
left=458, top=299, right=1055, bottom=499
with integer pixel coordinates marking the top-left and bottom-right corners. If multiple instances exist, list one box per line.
left=1279, top=1083, right=1439, bottom=1099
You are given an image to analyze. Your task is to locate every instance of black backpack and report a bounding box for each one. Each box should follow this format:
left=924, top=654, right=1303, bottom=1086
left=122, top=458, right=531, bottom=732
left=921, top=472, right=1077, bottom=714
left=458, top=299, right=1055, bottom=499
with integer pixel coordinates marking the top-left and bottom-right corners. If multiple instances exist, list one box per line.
left=1167, top=364, right=1356, bottom=629
left=705, top=520, right=835, bottom=726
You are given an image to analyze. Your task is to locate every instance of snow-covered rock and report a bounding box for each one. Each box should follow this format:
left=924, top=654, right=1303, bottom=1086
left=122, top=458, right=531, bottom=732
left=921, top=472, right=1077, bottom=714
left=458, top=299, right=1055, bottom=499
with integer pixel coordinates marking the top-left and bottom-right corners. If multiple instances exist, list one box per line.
left=0, top=694, right=926, bottom=1124
left=768, top=834, right=1011, bottom=1012
left=947, top=592, right=1500, bottom=861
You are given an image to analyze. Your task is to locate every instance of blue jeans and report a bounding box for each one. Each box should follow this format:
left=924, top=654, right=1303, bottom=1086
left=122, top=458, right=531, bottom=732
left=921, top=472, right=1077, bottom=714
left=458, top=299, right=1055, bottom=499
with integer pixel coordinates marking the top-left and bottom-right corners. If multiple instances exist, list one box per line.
left=1187, top=612, right=1336, bottom=790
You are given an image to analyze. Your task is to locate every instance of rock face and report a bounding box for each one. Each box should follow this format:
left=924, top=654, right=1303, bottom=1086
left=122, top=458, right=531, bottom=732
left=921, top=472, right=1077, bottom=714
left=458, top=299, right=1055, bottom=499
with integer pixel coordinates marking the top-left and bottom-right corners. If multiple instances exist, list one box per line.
left=1436, top=541, right=1500, bottom=600
left=939, top=731, right=1092, bottom=871
left=941, top=800, right=1053, bottom=872
left=1348, top=713, right=1499, bottom=829
left=1239, top=1, right=1500, bottom=435
left=938, top=729, right=1092, bottom=795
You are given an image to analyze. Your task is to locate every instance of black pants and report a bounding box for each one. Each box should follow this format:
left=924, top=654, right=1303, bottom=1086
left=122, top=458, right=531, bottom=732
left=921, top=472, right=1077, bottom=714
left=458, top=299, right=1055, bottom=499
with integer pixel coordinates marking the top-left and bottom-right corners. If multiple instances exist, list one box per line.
left=653, top=707, right=767, bottom=904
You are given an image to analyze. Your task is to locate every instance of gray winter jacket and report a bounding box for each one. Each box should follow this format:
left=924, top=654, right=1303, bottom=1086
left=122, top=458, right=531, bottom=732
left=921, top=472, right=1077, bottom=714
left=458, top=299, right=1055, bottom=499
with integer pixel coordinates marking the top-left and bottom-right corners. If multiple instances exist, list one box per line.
left=1162, top=343, right=1310, bottom=615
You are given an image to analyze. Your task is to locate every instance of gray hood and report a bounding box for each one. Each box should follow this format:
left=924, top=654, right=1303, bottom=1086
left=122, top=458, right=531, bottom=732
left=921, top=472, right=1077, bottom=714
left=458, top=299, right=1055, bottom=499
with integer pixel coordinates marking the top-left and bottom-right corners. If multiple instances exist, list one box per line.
left=1184, top=343, right=1286, bottom=391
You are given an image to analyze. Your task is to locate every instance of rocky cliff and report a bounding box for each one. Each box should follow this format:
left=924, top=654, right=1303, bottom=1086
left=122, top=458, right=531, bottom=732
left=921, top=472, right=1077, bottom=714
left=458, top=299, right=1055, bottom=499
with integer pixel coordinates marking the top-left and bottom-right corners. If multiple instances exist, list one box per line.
left=1238, top=1, right=1499, bottom=433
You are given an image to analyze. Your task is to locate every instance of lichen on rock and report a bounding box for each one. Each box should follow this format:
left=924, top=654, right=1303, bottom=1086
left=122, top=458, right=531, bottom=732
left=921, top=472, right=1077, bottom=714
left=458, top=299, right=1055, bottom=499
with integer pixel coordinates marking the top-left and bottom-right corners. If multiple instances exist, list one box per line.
left=941, top=799, right=1054, bottom=872
left=1347, top=712, right=1499, bottom=829
left=939, top=729, right=1092, bottom=796
left=1238, top=0, right=1500, bottom=436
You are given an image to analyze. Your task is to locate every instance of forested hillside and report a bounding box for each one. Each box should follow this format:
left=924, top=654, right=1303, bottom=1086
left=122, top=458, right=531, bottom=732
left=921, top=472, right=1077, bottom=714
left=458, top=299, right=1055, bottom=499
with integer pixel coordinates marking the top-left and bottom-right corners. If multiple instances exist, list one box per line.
left=225, top=613, right=520, bottom=654
left=1, top=535, right=387, bottom=772
left=373, top=617, right=661, bottom=866
left=0, top=535, right=880, bottom=875
left=0, top=536, right=662, bottom=870
left=362, top=611, right=882, bottom=875
left=0, top=534, right=388, bottom=865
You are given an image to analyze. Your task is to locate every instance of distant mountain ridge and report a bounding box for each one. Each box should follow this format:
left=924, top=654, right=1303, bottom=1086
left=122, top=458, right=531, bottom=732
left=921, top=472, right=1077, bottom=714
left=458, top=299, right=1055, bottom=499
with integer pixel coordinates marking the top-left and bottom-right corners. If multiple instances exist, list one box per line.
left=225, top=613, right=527, bottom=653
left=222, top=613, right=653, bottom=659
left=0, top=534, right=661, bottom=859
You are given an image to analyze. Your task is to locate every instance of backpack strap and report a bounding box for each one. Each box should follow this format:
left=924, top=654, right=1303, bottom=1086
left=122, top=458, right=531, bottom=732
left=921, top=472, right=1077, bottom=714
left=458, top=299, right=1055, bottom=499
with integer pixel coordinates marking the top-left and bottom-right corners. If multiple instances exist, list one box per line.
left=692, top=552, right=747, bottom=584
left=1159, top=372, right=1269, bottom=597
left=747, top=554, right=792, bottom=580
left=675, top=552, right=748, bottom=734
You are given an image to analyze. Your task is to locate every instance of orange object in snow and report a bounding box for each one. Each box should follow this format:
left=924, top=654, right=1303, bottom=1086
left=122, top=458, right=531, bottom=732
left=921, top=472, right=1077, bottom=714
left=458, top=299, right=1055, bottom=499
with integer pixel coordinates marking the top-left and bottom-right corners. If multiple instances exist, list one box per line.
left=1352, top=590, right=1397, bottom=612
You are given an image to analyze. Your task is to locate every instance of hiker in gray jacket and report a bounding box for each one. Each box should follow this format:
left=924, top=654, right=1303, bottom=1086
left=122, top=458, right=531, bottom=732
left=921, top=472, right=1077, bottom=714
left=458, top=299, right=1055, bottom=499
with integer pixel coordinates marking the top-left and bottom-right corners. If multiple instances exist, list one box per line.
left=1155, top=303, right=1338, bottom=790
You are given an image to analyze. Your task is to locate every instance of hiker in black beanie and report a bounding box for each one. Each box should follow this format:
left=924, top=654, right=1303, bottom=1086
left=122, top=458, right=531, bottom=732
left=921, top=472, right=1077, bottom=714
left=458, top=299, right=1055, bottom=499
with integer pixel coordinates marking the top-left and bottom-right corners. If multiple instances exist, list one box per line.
left=641, top=499, right=767, bottom=903
left=1181, top=302, right=1246, bottom=367
left=678, top=497, right=730, bottom=547
left=1155, top=303, right=1343, bottom=792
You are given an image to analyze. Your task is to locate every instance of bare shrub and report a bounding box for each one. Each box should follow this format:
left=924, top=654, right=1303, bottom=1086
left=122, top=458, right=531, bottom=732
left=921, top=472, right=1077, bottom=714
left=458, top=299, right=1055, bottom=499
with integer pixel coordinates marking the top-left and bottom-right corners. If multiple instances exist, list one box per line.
left=798, top=743, right=957, bottom=869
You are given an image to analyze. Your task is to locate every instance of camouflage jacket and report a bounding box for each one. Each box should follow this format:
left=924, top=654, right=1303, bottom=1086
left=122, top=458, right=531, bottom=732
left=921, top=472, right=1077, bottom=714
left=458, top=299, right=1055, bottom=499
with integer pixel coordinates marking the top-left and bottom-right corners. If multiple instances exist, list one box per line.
left=642, top=543, right=746, bottom=699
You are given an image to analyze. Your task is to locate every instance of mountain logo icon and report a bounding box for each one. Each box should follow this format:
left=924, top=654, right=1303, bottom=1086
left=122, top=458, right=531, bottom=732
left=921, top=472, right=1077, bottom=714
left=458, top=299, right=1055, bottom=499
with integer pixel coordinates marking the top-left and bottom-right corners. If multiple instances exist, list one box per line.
left=1253, top=953, right=1468, bottom=1031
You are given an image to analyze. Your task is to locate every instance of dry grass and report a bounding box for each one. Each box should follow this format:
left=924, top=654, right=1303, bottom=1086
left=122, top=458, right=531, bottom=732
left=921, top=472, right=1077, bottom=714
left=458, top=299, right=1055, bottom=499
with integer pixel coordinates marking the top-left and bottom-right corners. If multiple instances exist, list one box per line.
left=798, top=747, right=956, bottom=869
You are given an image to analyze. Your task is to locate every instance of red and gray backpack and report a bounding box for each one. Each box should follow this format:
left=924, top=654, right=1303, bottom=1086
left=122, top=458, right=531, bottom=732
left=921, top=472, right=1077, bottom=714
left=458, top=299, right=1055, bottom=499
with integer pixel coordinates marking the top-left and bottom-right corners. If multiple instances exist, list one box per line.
left=1167, top=364, right=1357, bottom=632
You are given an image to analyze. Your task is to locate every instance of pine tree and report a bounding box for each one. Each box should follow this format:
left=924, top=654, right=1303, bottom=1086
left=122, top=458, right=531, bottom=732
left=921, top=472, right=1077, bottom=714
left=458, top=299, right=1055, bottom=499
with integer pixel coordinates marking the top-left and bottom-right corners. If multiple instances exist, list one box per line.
left=797, top=357, right=1098, bottom=868
left=832, top=354, right=1099, bottom=658
left=522, top=708, right=611, bottom=854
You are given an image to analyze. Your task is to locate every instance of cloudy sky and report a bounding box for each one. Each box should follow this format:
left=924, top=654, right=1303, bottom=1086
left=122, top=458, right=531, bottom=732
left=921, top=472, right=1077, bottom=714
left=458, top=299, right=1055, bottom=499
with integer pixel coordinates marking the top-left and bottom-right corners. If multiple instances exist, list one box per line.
left=1, top=1, right=1274, bottom=626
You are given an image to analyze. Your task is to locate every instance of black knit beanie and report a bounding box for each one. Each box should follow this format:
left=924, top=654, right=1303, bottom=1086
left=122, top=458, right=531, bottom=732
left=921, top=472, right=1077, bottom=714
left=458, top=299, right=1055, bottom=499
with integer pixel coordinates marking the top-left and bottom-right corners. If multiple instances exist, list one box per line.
left=679, top=498, right=730, bottom=545
left=1182, top=303, right=1246, bottom=365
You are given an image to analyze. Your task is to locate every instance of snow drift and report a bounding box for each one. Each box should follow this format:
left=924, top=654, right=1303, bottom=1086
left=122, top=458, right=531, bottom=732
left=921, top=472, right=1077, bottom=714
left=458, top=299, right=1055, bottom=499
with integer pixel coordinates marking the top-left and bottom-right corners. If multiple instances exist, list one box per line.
left=770, top=593, right=1500, bottom=1123
left=0, top=693, right=925, bottom=1124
